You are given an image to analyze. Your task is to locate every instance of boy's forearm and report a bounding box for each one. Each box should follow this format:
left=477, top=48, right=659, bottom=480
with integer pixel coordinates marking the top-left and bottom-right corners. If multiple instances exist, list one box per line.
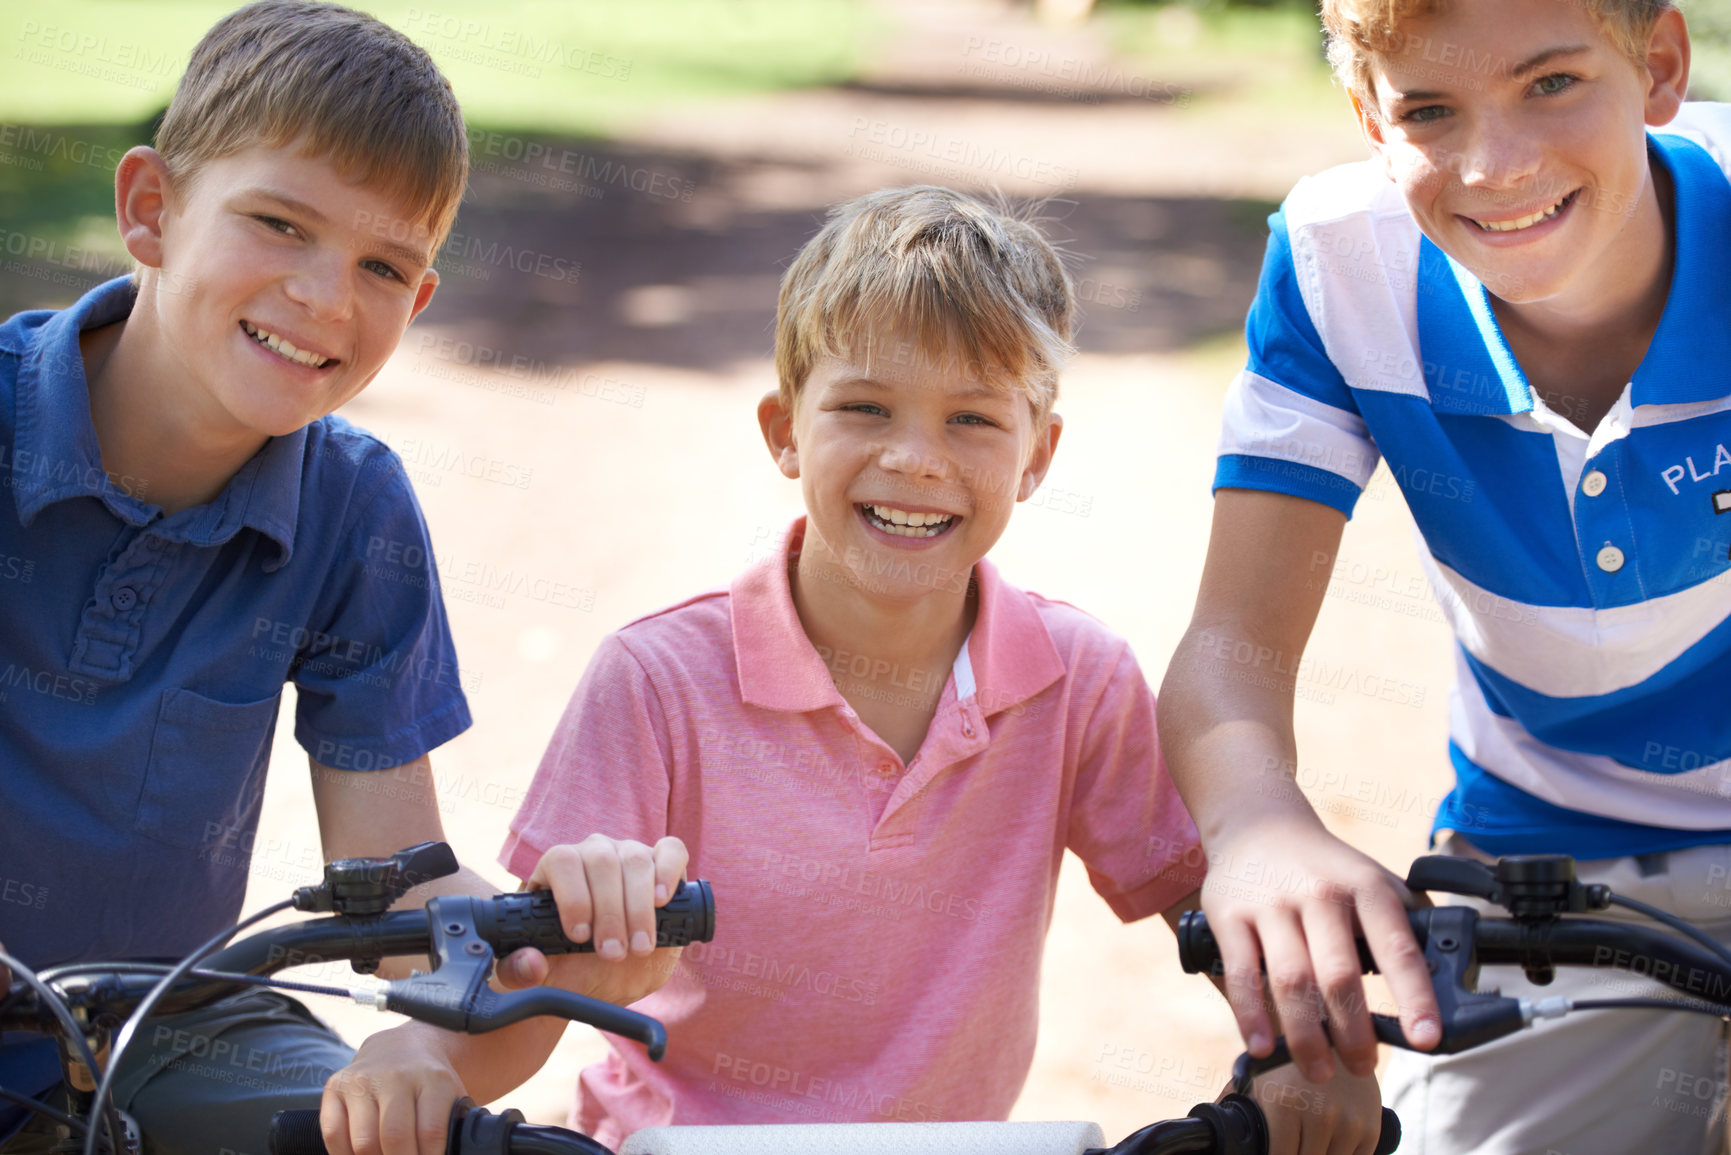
left=1157, top=490, right=1345, bottom=846
left=363, top=1014, right=565, bottom=1107
left=1158, top=624, right=1325, bottom=847
left=437, top=1016, right=566, bottom=1105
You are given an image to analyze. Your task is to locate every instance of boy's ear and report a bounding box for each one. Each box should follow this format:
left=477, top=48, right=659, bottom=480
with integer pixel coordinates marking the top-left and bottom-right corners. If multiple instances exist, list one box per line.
left=756, top=389, right=800, bottom=479
left=115, top=146, right=173, bottom=268
left=1016, top=412, right=1063, bottom=501
left=1642, top=6, right=1690, bottom=127
left=409, top=268, right=439, bottom=323
left=1350, top=90, right=1399, bottom=183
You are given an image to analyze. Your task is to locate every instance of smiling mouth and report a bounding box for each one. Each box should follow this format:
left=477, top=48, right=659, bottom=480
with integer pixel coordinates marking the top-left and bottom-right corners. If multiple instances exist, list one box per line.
left=1468, top=190, right=1576, bottom=233
left=859, top=503, right=959, bottom=538
left=242, top=321, right=335, bottom=369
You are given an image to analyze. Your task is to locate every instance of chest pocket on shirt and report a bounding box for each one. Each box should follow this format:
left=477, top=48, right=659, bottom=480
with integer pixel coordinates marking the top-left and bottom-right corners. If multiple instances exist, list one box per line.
left=135, top=687, right=283, bottom=848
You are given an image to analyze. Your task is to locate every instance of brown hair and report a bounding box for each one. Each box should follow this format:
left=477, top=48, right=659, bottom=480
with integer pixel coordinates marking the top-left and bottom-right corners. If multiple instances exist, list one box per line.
left=775, top=186, right=1076, bottom=417
left=155, top=0, right=467, bottom=247
left=1322, top=0, right=1673, bottom=105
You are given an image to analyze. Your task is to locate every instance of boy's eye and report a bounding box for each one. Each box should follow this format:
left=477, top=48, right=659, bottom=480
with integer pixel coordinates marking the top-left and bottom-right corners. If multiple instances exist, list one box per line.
left=1532, top=73, right=1576, bottom=97
left=950, top=413, right=995, bottom=427
left=255, top=215, right=302, bottom=237
left=1398, top=104, right=1449, bottom=125
left=363, top=259, right=406, bottom=282
left=841, top=402, right=888, bottom=416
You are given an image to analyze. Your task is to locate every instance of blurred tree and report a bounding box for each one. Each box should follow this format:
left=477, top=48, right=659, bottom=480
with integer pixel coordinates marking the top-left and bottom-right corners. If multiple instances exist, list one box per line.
left=1690, top=0, right=1731, bottom=98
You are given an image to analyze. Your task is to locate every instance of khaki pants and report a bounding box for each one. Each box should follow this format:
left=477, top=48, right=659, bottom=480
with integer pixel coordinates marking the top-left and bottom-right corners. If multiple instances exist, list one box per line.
left=1383, top=835, right=1731, bottom=1155
left=2, top=989, right=353, bottom=1155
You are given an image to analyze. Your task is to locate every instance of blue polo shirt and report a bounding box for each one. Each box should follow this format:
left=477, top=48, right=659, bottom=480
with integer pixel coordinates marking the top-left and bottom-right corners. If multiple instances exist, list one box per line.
left=0, top=277, right=472, bottom=972
left=1215, top=103, right=1731, bottom=860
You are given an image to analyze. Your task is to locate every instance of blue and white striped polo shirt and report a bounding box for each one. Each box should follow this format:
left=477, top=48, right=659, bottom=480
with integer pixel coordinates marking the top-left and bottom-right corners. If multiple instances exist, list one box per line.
left=1216, top=103, right=1731, bottom=859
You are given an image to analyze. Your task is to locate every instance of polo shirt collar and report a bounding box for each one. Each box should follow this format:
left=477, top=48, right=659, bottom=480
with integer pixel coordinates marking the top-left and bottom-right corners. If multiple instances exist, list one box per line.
left=1416, top=133, right=1731, bottom=416
left=12, top=276, right=304, bottom=568
left=731, top=519, right=1065, bottom=716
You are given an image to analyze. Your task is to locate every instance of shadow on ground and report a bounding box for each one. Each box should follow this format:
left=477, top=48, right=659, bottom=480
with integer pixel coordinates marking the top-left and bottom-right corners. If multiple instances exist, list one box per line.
left=422, top=139, right=1275, bottom=368
left=0, top=135, right=1274, bottom=367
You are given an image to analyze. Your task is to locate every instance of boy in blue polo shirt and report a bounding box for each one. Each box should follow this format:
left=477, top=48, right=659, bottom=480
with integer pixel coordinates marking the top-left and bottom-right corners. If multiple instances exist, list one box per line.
left=0, top=4, right=524, bottom=1153
left=1159, top=0, right=1731, bottom=1150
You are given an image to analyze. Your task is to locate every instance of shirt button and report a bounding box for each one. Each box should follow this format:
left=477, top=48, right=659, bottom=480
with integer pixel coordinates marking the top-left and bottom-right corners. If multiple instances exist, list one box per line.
left=111, top=586, right=138, bottom=611
left=1581, top=470, right=1607, bottom=498
left=1596, top=545, right=1625, bottom=573
left=878, top=761, right=896, bottom=775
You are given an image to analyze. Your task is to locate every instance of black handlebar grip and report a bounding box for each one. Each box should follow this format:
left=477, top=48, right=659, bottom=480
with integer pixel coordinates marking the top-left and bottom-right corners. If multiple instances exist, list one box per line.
left=477, top=879, right=716, bottom=957
left=1177, top=910, right=1381, bottom=975
left=269, top=1110, right=326, bottom=1155
left=1377, top=1106, right=1402, bottom=1154
left=1176, top=909, right=1219, bottom=975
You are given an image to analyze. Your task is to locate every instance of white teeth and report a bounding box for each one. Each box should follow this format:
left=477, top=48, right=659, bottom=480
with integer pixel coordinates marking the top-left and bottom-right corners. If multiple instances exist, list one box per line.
left=243, top=321, right=330, bottom=368
left=1472, top=195, right=1569, bottom=233
left=864, top=504, right=955, bottom=538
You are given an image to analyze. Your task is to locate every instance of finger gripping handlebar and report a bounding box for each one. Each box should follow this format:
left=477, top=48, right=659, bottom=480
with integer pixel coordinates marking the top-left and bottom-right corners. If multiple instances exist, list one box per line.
left=477, top=880, right=715, bottom=956
left=271, top=1099, right=614, bottom=1155
left=1176, top=910, right=1380, bottom=978
left=382, top=883, right=715, bottom=1060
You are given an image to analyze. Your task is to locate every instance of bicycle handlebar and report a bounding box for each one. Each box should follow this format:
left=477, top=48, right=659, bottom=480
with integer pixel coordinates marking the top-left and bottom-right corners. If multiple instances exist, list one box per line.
left=1178, top=852, right=1731, bottom=1071
left=271, top=1094, right=1393, bottom=1155
left=273, top=1099, right=615, bottom=1155
left=3, top=880, right=716, bottom=1060
left=1178, top=905, right=1731, bottom=1046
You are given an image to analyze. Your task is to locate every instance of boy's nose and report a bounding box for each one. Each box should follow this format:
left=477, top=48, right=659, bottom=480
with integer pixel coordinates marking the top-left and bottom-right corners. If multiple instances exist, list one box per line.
left=875, top=439, right=948, bottom=480
left=283, top=254, right=357, bottom=323
left=1452, top=112, right=1542, bottom=191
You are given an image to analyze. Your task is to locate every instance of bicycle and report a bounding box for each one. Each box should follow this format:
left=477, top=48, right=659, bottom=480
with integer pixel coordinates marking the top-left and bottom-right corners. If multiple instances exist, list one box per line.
left=4, top=842, right=1397, bottom=1155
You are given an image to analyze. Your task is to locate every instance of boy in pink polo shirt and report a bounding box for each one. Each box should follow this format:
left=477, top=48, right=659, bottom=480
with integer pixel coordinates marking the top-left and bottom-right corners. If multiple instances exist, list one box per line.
left=332, top=187, right=1383, bottom=1155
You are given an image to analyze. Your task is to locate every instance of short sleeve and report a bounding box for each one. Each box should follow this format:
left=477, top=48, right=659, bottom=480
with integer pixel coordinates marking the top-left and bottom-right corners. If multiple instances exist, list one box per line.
left=500, top=633, right=673, bottom=881
left=1214, top=210, right=1380, bottom=518
left=291, top=457, right=472, bottom=770
left=1065, top=643, right=1201, bottom=924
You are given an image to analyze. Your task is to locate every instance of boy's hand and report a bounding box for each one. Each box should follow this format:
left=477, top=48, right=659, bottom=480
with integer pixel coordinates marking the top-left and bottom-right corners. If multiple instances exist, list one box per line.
left=497, top=834, right=690, bottom=1007
left=321, top=1025, right=465, bottom=1155
left=1203, top=818, right=1438, bottom=1082
left=1245, top=1062, right=1384, bottom=1155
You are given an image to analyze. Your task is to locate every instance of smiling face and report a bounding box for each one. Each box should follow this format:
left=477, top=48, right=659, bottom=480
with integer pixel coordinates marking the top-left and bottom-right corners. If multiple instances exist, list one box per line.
left=761, top=327, right=1060, bottom=606
left=139, top=142, right=440, bottom=441
left=1355, top=0, right=1687, bottom=308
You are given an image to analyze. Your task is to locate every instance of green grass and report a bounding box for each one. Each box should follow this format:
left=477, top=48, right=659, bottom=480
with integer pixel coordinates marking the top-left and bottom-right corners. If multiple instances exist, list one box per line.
left=1100, top=0, right=1731, bottom=103
left=1099, top=1, right=1345, bottom=118
left=0, top=0, right=877, bottom=286
left=0, top=0, right=878, bottom=132
left=0, top=122, right=140, bottom=280
left=1686, top=0, right=1731, bottom=99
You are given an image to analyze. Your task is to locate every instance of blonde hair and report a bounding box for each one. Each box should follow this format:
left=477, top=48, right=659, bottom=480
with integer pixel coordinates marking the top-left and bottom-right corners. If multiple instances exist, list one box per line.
left=1322, top=0, right=1673, bottom=104
left=775, top=186, right=1076, bottom=417
left=155, top=0, right=467, bottom=247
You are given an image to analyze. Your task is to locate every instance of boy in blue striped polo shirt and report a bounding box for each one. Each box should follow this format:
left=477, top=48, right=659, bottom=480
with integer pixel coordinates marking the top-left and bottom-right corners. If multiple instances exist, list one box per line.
left=1159, top=0, right=1731, bottom=1150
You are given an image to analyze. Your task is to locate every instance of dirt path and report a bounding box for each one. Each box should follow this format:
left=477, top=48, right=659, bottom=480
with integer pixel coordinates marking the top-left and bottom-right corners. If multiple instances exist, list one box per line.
left=239, top=0, right=1453, bottom=1138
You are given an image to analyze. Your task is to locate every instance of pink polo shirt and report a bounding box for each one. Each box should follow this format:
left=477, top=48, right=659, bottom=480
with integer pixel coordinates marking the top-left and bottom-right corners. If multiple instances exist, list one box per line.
left=500, top=520, right=1200, bottom=1147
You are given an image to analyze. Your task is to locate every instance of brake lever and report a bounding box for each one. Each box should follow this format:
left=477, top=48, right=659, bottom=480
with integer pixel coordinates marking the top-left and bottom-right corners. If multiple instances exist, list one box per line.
left=1234, top=905, right=1529, bottom=1087
left=362, top=894, right=670, bottom=1060
left=1405, top=854, right=1501, bottom=901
